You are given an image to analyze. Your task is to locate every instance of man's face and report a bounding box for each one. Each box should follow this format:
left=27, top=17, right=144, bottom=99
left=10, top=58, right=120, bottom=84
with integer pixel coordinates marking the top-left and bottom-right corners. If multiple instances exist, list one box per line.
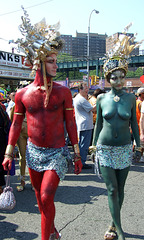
left=10, top=92, right=15, bottom=102
left=110, top=70, right=125, bottom=90
left=140, top=93, right=144, bottom=100
left=45, top=54, right=58, bottom=77
left=81, top=83, right=89, bottom=95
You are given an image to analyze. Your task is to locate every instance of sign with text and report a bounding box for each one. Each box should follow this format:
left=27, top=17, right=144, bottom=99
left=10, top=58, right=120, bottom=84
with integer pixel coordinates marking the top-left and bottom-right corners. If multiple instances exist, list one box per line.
left=79, top=69, right=88, bottom=74
left=0, top=69, right=33, bottom=79
left=126, top=81, right=132, bottom=87
left=0, top=51, right=22, bottom=68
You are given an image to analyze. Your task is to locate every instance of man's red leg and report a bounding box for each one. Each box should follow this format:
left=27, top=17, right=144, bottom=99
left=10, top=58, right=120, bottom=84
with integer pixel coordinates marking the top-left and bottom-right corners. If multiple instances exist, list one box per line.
left=29, top=168, right=60, bottom=240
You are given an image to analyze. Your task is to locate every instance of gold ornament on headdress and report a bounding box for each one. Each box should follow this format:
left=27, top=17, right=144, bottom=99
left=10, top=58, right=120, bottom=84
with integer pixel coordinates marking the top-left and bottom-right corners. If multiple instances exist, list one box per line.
left=14, top=6, right=64, bottom=107
left=103, top=23, right=144, bottom=81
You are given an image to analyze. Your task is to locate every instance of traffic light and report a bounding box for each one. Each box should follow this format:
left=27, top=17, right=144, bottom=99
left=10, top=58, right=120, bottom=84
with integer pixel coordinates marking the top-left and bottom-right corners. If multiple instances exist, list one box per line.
left=91, top=75, right=95, bottom=85
left=90, top=75, right=99, bottom=85
left=95, top=76, right=99, bottom=85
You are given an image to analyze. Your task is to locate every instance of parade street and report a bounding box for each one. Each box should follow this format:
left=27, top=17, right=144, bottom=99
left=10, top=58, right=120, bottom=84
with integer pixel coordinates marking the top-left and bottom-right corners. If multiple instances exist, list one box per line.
left=0, top=158, right=144, bottom=240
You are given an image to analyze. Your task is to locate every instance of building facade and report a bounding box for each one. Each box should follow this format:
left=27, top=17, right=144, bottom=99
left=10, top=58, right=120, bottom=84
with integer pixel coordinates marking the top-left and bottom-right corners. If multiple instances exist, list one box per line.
left=60, top=34, right=73, bottom=55
left=75, top=32, right=107, bottom=59
left=61, top=32, right=139, bottom=60
left=61, top=32, right=107, bottom=59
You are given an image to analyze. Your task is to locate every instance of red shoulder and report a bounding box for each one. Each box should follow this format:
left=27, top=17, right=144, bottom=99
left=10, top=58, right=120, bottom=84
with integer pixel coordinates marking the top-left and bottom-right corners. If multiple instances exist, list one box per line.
left=53, top=82, right=71, bottom=93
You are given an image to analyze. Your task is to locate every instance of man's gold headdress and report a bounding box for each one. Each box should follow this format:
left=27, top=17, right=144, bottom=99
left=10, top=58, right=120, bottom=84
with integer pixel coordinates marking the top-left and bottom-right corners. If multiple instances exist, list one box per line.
left=103, top=23, right=144, bottom=81
left=16, top=6, right=64, bottom=74
left=15, top=6, right=64, bottom=107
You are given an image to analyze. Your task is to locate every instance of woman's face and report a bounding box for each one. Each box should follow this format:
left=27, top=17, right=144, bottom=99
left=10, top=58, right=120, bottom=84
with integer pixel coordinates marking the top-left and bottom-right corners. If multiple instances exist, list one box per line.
left=110, top=70, right=125, bottom=90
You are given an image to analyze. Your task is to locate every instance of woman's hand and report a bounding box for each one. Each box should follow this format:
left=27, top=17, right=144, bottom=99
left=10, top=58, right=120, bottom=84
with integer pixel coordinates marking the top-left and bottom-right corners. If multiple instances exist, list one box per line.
left=89, top=146, right=97, bottom=154
left=89, top=146, right=97, bottom=163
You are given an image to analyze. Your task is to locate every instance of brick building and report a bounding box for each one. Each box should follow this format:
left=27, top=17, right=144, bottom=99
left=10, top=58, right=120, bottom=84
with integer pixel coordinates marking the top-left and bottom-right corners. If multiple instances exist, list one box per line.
left=61, top=32, right=107, bottom=59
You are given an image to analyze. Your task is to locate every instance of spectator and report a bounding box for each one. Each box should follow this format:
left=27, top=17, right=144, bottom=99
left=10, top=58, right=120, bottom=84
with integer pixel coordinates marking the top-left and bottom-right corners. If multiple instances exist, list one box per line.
left=89, top=89, right=105, bottom=123
left=10, top=104, right=28, bottom=191
left=73, top=82, right=96, bottom=169
left=6, top=92, right=15, bottom=117
left=0, top=101, right=10, bottom=194
left=136, top=87, right=144, bottom=132
left=133, top=87, right=144, bottom=162
left=139, top=99, right=144, bottom=162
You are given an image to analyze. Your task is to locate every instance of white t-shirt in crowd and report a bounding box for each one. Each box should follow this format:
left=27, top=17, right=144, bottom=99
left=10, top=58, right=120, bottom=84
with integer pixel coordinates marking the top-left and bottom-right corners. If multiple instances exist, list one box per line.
left=73, top=93, right=93, bottom=132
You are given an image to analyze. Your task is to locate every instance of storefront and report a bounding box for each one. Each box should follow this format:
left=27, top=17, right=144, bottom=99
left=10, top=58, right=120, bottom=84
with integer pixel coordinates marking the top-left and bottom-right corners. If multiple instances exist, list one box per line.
left=0, top=50, right=34, bottom=91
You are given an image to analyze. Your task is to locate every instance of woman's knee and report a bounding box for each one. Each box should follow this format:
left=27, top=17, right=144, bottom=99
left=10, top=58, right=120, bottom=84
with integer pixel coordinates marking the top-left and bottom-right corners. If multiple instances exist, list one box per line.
left=108, top=185, right=118, bottom=198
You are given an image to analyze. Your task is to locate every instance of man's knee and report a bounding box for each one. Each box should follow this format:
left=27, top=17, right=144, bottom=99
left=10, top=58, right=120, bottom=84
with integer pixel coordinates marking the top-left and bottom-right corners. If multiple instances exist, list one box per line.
left=41, top=189, right=55, bottom=206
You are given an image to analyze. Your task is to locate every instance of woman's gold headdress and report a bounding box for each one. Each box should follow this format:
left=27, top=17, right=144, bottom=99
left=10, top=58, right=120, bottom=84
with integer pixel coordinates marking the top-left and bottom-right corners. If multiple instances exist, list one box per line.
left=103, top=23, right=144, bottom=81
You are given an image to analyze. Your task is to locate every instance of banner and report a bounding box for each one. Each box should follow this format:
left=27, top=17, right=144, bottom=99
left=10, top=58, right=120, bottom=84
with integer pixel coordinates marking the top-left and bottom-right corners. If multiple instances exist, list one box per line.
left=0, top=69, right=33, bottom=79
left=0, top=51, right=22, bottom=68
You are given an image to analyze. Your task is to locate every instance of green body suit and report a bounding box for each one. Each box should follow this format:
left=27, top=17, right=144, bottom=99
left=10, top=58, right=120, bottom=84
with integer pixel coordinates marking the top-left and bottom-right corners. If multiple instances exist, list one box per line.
left=92, top=84, right=140, bottom=240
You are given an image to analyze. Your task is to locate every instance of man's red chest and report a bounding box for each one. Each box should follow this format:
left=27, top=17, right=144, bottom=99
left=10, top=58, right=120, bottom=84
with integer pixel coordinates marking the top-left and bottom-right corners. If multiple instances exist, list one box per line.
left=22, top=87, right=64, bottom=113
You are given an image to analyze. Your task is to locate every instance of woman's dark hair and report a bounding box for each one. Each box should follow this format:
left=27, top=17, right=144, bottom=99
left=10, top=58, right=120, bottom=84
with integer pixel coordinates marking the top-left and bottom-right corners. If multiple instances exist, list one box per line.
left=93, top=88, right=106, bottom=98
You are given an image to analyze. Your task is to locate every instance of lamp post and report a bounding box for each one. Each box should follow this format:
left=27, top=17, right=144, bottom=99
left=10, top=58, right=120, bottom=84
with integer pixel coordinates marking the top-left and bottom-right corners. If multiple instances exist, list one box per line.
left=87, top=9, right=99, bottom=87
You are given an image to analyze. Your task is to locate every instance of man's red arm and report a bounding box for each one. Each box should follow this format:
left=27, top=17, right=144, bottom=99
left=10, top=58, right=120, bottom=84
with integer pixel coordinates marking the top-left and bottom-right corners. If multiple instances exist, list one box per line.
left=64, top=88, right=83, bottom=174
left=3, top=90, right=25, bottom=171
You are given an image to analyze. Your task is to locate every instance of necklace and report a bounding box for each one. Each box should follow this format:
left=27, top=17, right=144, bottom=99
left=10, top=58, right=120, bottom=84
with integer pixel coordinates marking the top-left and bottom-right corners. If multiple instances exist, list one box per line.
left=113, top=95, right=120, bottom=102
left=111, top=90, right=125, bottom=102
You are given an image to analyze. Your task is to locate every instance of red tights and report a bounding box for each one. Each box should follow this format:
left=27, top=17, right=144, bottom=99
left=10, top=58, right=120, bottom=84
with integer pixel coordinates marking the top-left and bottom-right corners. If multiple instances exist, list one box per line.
left=29, top=168, right=60, bottom=240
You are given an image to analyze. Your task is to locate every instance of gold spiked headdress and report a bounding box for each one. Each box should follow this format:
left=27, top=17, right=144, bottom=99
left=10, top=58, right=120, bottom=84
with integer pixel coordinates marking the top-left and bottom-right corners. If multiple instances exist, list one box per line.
left=103, top=23, right=144, bottom=81
left=15, top=6, right=64, bottom=107
left=16, top=6, right=64, bottom=74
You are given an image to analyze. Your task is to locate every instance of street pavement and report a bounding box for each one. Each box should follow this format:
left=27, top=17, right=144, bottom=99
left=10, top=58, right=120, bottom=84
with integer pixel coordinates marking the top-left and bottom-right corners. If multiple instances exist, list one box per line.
left=0, top=156, right=144, bottom=240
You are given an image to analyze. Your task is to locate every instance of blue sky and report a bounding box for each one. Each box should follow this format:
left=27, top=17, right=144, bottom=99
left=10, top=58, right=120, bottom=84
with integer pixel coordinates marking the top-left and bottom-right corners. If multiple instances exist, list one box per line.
left=0, top=0, right=144, bottom=52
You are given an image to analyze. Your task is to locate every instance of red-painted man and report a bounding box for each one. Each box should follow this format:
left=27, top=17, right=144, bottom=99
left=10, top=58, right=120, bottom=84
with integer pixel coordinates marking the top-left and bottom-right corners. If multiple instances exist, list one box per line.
left=2, top=7, right=82, bottom=240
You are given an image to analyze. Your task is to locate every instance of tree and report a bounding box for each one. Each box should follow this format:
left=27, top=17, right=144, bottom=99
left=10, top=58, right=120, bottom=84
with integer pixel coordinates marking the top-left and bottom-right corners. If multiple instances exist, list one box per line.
left=126, top=70, right=135, bottom=78
left=126, top=68, right=143, bottom=78
left=135, top=68, right=143, bottom=77
left=57, top=53, right=77, bottom=62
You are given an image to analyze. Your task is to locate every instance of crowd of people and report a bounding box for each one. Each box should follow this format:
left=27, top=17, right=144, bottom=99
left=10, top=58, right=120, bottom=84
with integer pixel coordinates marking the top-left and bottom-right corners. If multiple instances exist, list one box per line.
left=1, top=79, right=144, bottom=240
left=0, top=8, right=144, bottom=240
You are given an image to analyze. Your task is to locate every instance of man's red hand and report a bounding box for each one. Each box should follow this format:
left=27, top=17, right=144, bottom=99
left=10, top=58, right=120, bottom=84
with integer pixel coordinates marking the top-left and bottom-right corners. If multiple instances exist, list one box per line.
left=2, top=157, right=12, bottom=171
left=74, top=154, right=83, bottom=174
